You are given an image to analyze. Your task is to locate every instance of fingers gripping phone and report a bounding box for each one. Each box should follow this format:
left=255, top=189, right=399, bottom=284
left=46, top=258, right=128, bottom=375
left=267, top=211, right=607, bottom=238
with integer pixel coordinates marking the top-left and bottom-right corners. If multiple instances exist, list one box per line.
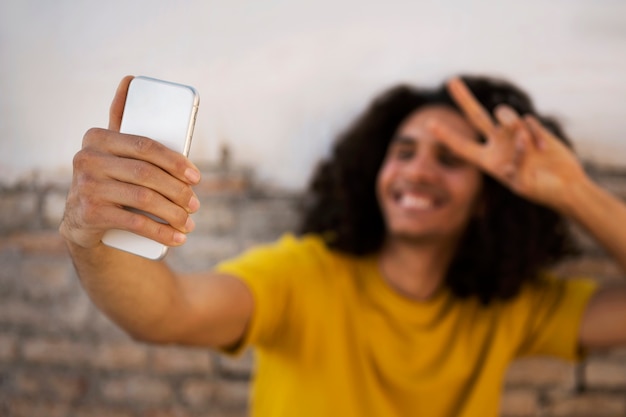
left=102, top=76, right=199, bottom=260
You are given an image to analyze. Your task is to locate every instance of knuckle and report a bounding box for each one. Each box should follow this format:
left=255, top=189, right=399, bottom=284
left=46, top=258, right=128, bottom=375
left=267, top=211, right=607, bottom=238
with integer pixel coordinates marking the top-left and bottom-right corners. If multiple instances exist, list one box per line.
left=132, top=136, right=159, bottom=156
left=82, top=127, right=105, bottom=148
left=72, top=149, right=92, bottom=170
left=132, top=162, right=152, bottom=182
left=127, top=212, right=148, bottom=233
left=132, top=187, right=153, bottom=206
left=75, top=171, right=96, bottom=193
left=79, top=197, right=101, bottom=225
left=73, top=148, right=104, bottom=176
left=176, top=183, right=193, bottom=203
left=172, top=208, right=189, bottom=229
left=154, top=223, right=180, bottom=245
left=173, top=158, right=189, bottom=176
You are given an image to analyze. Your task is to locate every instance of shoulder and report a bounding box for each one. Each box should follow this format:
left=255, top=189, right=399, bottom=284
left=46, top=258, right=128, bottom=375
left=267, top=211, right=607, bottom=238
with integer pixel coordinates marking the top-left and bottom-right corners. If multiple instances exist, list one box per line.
left=480, top=274, right=599, bottom=340
left=235, top=233, right=334, bottom=262
left=514, top=274, right=597, bottom=307
left=214, top=233, right=347, bottom=279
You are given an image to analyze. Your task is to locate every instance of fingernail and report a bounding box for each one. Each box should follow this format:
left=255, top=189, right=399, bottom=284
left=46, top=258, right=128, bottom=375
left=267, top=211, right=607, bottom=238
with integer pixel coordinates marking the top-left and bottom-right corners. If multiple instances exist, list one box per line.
left=173, top=232, right=187, bottom=244
left=185, top=167, right=201, bottom=184
left=185, top=216, right=195, bottom=233
left=498, top=106, right=517, bottom=125
left=188, top=194, right=200, bottom=212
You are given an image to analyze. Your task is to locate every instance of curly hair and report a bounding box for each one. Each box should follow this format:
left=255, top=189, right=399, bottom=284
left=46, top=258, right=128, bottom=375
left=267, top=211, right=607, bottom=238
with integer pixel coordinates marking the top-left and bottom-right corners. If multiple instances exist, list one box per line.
left=298, top=75, right=579, bottom=304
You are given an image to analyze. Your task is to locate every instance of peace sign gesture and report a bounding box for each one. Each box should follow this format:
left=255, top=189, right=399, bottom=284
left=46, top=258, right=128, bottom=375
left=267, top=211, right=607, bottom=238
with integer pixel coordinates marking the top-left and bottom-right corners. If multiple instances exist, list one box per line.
left=429, top=77, right=589, bottom=211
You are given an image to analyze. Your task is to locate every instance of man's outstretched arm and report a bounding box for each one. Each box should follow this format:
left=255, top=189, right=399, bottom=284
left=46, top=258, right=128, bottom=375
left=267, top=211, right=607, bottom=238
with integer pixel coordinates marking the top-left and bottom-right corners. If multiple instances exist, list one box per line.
left=60, top=76, right=253, bottom=349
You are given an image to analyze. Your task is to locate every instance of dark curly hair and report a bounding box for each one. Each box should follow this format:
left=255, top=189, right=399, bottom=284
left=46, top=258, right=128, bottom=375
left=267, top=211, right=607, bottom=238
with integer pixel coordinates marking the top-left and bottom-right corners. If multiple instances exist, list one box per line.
left=298, top=75, right=579, bottom=304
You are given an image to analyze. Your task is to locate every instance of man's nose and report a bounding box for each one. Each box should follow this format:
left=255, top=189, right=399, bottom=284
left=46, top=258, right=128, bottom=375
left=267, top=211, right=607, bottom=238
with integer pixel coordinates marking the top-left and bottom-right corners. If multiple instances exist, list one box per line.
left=404, top=151, right=440, bottom=182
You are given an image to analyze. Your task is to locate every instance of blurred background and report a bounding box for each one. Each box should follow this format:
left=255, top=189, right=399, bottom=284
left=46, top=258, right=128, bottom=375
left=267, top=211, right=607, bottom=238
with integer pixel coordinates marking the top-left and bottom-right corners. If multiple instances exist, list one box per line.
left=1, top=1, right=626, bottom=416
left=1, top=0, right=626, bottom=189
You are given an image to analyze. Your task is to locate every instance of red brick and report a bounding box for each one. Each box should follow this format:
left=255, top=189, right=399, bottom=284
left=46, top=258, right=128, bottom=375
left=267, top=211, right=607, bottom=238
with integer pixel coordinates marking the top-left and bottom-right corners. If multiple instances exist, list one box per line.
left=6, top=398, right=68, bottom=417
left=607, top=347, right=626, bottom=359
left=100, top=375, right=173, bottom=405
left=22, top=338, right=93, bottom=365
left=0, top=231, right=67, bottom=255
left=90, top=308, right=136, bottom=341
left=586, top=359, right=626, bottom=388
left=181, top=378, right=216, bottom=407
left=49, top=373, right=89, bottom=401
left=72, top=405, right=136, bottom=417
left=546, top=393, right=626, bottom=416
left=206, top=410, right=249, bottom=417
left=13, top=371, right=43, bottom=396
left=505, top=357, right=575, bottom=388
left=500, top=388, right=539, bottom=417
left=552, top=257, right=623, bottom=284
left=0, top=193, right=38, bottom=233
left=92, top=341, right=149, bottom=369
left=0, top=299, right=46, bottom=326
left=0, top=295, right=89, bottom=331
left=0, top=334, right=18, bottom=361
left=150, top=345, right=214, bottom=374
left=213, top=380, right=250, bottom=408
left=48, top=293, right=92, bottom=330
left=19, top=258, right=73, bottom=299
left=139, top=406, right=195, bottom=417
left=13, top=371, right=88, bottom=401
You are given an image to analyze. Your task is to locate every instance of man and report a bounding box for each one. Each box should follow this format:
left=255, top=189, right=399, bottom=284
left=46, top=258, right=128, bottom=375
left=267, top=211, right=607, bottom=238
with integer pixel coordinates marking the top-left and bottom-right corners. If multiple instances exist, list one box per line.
left=60, top=75, right=626, bottom=416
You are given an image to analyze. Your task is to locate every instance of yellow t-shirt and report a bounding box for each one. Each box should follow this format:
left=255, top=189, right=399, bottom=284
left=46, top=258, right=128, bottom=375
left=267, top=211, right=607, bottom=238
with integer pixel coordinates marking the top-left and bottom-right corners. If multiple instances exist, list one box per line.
left=216, top=234, right=597, bottom=417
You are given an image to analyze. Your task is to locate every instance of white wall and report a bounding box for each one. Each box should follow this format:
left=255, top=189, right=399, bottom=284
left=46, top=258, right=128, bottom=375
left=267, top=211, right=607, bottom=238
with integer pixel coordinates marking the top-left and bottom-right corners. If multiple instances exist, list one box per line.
left=1, top=0, right=626, bottom=190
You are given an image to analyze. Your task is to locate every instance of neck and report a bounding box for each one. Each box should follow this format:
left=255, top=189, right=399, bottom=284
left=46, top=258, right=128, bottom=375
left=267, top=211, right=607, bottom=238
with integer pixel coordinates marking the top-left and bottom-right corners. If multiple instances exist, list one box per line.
left=377, top=236, right=458, bottom=301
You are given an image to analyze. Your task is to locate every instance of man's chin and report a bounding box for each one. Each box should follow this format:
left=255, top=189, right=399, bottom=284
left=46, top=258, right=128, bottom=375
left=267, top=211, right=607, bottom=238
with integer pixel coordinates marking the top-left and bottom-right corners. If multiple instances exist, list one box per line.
left=387, top=230, right=442, bottom=245
left=385, top=226, right=463, bottom=247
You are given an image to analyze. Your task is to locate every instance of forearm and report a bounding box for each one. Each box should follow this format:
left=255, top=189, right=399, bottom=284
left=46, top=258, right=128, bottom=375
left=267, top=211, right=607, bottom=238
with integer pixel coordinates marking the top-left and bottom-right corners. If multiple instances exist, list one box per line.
left=562, top=176, right=626, bottom=273
left=67, top=240, right=185, bottom=343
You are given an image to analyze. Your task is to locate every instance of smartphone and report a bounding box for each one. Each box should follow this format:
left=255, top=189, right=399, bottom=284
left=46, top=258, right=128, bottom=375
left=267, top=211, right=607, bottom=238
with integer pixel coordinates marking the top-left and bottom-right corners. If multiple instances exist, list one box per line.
left=102, top=76, right=200, bottom=260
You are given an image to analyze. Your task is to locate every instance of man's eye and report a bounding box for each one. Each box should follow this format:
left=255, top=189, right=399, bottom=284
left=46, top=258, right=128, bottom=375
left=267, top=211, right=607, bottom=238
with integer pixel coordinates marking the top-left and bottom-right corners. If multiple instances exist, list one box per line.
left=438, top=151, right=464, bottom=167
left=395, top=148, right=414, bottom=160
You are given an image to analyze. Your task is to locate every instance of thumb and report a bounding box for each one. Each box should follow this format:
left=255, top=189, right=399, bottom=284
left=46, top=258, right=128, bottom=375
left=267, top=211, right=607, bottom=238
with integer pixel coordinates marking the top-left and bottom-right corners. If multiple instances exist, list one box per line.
left=108, top=75, right=134, bottom=131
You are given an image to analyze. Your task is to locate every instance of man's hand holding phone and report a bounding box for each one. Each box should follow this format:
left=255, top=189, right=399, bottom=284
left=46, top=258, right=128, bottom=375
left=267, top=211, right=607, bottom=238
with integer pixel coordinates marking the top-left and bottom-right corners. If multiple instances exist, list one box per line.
left=59, top=76, right=202, bottom=258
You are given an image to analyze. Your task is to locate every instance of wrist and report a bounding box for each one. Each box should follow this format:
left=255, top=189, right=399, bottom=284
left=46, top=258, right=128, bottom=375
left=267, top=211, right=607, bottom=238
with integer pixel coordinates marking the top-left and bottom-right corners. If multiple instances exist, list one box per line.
left=558, top=174, right=602, bottom=220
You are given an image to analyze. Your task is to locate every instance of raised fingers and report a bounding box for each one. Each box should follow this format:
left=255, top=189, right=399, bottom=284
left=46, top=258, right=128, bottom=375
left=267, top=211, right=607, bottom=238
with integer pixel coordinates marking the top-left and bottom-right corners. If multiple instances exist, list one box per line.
left=428, top=119, right=485, bottom=167
left=447, top=77, right=497, bottom=136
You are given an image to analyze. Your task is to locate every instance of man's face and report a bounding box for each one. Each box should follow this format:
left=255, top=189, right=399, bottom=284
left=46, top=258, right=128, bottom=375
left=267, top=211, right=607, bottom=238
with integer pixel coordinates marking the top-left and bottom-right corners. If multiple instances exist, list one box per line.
left=376, top=105, right=484, bottom=245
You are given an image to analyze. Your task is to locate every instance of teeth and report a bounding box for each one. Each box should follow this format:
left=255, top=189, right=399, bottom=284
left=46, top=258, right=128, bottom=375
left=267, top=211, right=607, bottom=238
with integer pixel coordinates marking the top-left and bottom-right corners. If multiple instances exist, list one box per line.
left=400, top=194, right=435, bottom=209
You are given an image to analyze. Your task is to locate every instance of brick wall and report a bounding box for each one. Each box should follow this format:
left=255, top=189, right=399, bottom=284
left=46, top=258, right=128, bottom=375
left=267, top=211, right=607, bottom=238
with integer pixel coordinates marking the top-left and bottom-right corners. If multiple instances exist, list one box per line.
left=0, top=163, right=625, bottom=417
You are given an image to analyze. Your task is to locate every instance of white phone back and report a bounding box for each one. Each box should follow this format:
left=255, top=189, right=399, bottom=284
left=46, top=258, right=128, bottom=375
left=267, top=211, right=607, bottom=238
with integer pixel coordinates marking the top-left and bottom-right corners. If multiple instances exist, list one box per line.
left=101, top=76, right=199, bottom=260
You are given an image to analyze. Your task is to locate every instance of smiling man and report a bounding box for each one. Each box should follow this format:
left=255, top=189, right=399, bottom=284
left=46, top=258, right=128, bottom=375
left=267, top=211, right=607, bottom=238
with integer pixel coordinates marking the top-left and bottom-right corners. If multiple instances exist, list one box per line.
left=60, top=75, right=626, bottom=416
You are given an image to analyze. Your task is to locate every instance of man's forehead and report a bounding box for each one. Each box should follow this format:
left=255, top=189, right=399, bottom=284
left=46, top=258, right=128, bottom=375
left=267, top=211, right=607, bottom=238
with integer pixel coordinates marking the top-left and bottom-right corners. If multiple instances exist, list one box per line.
left=397, top=104, right=480, bottom=140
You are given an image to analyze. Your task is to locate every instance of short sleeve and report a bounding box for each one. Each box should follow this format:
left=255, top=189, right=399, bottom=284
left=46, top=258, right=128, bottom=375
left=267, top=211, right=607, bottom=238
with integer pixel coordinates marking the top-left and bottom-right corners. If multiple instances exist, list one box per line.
left=214, top=234, right=325, bottom=355
left=514, top=277, right=598, bottom=361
